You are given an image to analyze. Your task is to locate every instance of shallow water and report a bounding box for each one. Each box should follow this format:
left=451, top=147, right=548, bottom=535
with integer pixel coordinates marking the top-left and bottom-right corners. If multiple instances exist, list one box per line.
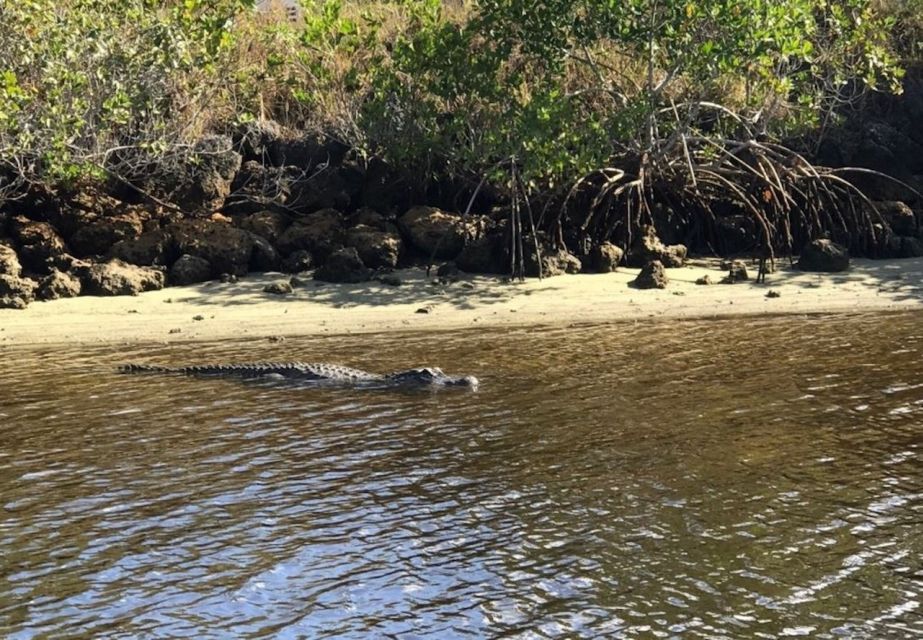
left=1, top=313, right=922, bottom=639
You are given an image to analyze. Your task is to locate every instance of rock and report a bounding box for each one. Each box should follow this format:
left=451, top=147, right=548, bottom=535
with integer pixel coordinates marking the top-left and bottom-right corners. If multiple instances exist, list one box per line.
left=236, top=209, right=290, bottom=243
left=233, top=119, right=287, bottom=162
left=263, top=281, right=294, bottom=295
left=249, top=233, right=280, bottom=271
left=856, top=121, right=923, bottom=175
left=276, top=208, right=345, bottom=260
left=10, top=217, right=66, bottom=271
left=288, top=168, right=352, bottom=212
left=798, top=239, right=850, bottom=272
left=69, top=212, right=144, bottom=256
left=346, top=225, right=403, bottom=269
left=0, top=243, right=22, bottom=276
left=36, top=269, right=81, bottom=300
left=78, top=259, right=165, bottom=296
left=721, top=260, right=749, bottom=283
left=436, top=262, right=461, bottom=281
left=220, top=273, right=239, bottom=284
left=224, top=161, right=297, bottom=216
left=766, top=290, right=781, bottom=298
left=314, top=247, right=371, bottom=283
left=109, top=229, right=172, bottom=266
left=0, top=273, right=37, bottom=308
left=627, top=225, right=686, bottom=268
left=348, top=207, right=389, bottom=230
left=144, top=134, right=242, bottom=214
left=169, top=219, right=254, bottom=276
left=169, top=254, right=213, bottom=285
left=11, top=216, right=64, bottom=249
left=281, top=250, right=314, bottom=273
left=695, top=275, right=713, bottom=285
left=900, top=236, right=923, bottom=258
left=875, top=201, right=917, bottom=236
left=632, top=260, right=669, bottom=289
left=526, top=248, right=582, bottom=278
left=589, top=242, right=624, bottom=273
left=398, top=206, right=481, bottom=259
left=455, top=233, right=508, bottom=274
left=377, top=274, right=402, bottom=286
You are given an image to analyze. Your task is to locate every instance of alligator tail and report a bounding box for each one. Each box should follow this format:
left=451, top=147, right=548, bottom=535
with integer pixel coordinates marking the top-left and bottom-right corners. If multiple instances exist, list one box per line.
left=118, top=364, right=175, bottom=374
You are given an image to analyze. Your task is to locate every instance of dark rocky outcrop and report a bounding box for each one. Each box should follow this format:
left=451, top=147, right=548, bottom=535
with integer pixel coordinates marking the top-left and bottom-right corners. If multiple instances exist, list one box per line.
left=798, top=239, right=850, bottom=272
left=169, top=219, right=255, bottom=276
left=0, top=243, right=22, bottom=276
left=236, top=209, right=290, bottom=244
left=288, top=169, right=352, bottom=213
left=0, top=273, right=37, bottom=308
left=455, top=232, right=508, bottom=274
left=526, top=247, right=582, bottom=278
left=109, top=229, right=172, bottom=266
left=314, top=247, right=371, bottom=283
left=398, top=206, right=481, bottom=259
left=69, top=212, right=145, bottom=257
left=249, top=233, right=281, bottom=271
left=78, top=259, right=165, bottom=296
left=169, top=254, right=213, bottom=285
left=276, top=208, right=345, bottom=260
left=875, top=200, right=917, bottom=236
left=589, top=242, right=624, bottom=273
left=10, top=216, right=66, bottom=272
left=346, top=225, right=403, bottom=269
left=144, top=135, right=242, bottom=214
left=900, top=236, right=923, bottom=258
left=36, top=269, right=81, bottom=301
left=632, top=260, right=669, bottom=289
left=224, top=162, right=297, bottom=216
left=627, top=225, right=686, bottom=268
left=281, top=250, right=314, bottom=273
left=348, top=207, right=392, bottom=231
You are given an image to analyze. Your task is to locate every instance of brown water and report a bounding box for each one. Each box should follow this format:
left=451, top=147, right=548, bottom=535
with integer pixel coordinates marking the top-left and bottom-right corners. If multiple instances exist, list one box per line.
left=1, top=314, right=922, bottom=639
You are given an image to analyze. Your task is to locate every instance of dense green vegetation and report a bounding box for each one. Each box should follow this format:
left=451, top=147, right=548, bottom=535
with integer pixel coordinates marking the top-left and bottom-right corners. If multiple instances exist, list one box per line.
left=0, top=0, right=917, bottom=258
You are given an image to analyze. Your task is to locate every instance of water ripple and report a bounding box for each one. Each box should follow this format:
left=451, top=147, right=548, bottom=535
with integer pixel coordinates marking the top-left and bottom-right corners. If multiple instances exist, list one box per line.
left=1, top=313, right=922, bottom=638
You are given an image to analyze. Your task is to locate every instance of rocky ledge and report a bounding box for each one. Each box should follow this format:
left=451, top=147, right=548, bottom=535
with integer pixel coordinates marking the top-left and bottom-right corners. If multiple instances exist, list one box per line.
left=1, top=122, right=921, bottom=309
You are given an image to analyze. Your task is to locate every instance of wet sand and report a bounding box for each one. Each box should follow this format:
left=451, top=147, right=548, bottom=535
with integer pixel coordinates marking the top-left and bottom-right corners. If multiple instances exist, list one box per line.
left=1, top=258, right=922, bottom=346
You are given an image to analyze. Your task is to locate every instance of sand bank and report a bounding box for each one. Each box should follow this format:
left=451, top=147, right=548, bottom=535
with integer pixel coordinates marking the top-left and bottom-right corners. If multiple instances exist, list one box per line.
left=1, top=258, right=922, bottom=346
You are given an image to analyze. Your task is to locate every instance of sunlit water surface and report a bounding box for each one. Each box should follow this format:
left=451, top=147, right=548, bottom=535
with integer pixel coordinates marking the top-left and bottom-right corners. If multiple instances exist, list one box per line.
left=1, top=313, right=922, bottom=639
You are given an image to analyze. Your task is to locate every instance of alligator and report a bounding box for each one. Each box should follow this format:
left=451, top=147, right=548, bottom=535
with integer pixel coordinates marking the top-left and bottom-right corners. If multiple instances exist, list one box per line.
left=118, top=362, right=479, bottom=389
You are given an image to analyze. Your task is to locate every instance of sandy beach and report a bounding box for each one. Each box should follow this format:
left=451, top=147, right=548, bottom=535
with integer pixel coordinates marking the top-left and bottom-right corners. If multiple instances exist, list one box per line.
left=1, top=257, right=922, bottom=347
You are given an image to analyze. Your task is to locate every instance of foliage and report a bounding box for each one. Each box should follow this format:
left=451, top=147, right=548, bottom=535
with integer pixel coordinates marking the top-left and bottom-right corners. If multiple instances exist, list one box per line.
left=0, top=0, right=258, bottom=184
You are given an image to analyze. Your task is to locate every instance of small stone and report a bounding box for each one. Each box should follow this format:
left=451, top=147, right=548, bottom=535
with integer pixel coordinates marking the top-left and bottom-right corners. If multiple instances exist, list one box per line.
left=415, top=307, right=431, bottom=314
left=695, top=275, right=713, bottom=285
left=169, top=328, right=182, bottom=334
left=766, top=290, right=781, bottom=298
left=632, top=260, right=669, bottom=289
left=378, top=274, right=402, bottom=286
left=589, top=242, right=624, bottom=273
left=720, top=260, right=749, bottom=284
left=264, top=281, right=294, bottom=295
left=220, top=273, right=238, bottom=284
left=192, top=314, right=205, bottom=321
left=798, top=239, right=849, bottom=272
left=268, top=335, right=285, bottom=343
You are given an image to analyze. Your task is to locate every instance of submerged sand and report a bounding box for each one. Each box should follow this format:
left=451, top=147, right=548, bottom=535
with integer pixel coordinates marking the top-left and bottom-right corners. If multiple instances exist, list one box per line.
left=1, top=257, right=922, bottom=346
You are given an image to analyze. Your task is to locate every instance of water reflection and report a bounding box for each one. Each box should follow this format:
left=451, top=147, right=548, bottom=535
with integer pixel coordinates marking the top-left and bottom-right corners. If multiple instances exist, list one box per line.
left=1, top=313, right=921, bottom=638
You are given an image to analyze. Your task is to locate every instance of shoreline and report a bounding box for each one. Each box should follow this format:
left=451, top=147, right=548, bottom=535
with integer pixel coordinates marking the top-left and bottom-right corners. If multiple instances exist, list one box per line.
left=2, top=257, right=922, bottom=347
